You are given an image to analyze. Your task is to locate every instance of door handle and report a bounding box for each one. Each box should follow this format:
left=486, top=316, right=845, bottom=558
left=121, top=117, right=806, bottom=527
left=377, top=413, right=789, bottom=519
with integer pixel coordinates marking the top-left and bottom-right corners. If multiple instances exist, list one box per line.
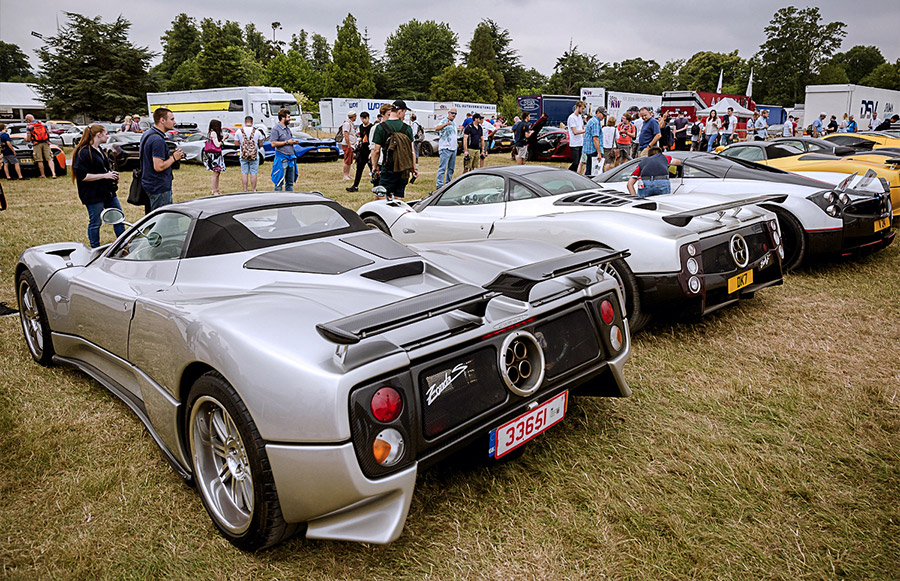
left=402, top=228, right=415, bottom=234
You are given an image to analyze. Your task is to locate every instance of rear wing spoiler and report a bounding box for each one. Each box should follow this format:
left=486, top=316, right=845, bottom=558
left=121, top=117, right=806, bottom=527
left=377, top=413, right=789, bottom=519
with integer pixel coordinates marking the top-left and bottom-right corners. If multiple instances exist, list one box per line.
left=661, top=194, right=788, bottom=227
left=316, top=247, right=627, bottom=344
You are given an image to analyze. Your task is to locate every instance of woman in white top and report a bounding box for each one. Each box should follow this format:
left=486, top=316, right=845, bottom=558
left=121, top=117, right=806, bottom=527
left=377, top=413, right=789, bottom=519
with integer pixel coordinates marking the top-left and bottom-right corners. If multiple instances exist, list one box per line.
left=705, top=110, right=722, bottom=153
left=838, top=113, right=848, bottom=133
left=601, top=116, right=620, bottom=170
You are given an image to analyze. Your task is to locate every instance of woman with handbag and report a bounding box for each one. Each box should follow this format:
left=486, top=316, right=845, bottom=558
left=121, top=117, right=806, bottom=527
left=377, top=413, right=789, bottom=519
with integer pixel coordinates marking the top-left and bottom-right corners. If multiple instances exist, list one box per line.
left=203, top=119, right=226, bottom=195
left=72, top=124, right=126, bottom=248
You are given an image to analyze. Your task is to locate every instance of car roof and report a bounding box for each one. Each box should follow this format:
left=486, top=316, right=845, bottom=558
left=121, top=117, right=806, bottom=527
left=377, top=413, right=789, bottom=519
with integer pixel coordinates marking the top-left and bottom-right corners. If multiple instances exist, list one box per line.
left=173, top=192, right=332, bottom=218
left=771, top=136, right=835, bottom=148
left=469, top=164, right=567, bottom=177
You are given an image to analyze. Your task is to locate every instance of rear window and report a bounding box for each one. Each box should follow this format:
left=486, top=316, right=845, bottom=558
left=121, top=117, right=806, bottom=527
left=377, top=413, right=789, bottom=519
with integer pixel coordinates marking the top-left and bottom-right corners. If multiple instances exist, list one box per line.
left=526, top=170, right=597, bottom=194
left=234, top=204, right=351, bottom=239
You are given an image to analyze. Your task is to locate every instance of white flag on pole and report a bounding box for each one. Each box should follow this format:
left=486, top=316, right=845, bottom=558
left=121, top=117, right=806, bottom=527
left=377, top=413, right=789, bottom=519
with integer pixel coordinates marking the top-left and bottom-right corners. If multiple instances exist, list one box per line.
left=716, top=69, right=723, bottom=93
left=746, top=68, right=754, bottom=97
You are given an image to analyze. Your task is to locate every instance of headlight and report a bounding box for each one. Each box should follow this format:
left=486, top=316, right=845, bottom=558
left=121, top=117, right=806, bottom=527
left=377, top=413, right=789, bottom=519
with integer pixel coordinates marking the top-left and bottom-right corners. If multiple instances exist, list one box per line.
left=686, top=257, right=699, bottom=275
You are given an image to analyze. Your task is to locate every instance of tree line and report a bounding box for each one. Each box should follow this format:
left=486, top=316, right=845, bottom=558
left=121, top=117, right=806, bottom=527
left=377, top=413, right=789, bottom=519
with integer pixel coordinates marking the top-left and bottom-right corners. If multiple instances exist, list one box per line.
left=0, top=7, right=898, bottom=123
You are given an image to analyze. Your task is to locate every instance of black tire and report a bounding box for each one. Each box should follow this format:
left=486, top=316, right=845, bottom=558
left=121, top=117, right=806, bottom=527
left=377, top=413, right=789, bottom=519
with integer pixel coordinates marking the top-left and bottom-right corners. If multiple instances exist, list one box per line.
left=767, top=207, right=806, bottom=270
left=572, top=244, right=649, bottom=333
left=187, top=371, right=299, bottom=551
left=420, top=142, right=433, bottom=157
left=16, top=268, right=55, bottom=366
left=363, top=214, right=390, bottom=235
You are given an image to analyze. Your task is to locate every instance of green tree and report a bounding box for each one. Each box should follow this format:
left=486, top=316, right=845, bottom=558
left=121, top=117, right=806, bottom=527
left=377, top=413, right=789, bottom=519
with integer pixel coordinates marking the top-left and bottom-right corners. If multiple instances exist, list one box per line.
left=860, top=60, right=900, bottom=91
left=168, top=58, right=200, bottom=91
left=195, top=19, right=262, bottom=87
left=290, top=30, right=309, bottom=60
left=464, top=22, right=504, bottom=95
left=478, top=19, right=525, bottom=95
left=156, top=13, right=201, bottom=83
left=384, top=20, right=457, bottom=99
left=816, top=62, right=850, bottom=84
left=36, top=12, right=155, bottom=120
left=311, top=33, right=331, bottom=73
left=547, top=45, right=602, bottom=95
left=830, top=45, right=885, bottom=85
left=677, top=51, right=748, bottom=93
left=0, top=41, right=34, bottom=82
left=755, top=6, right=846, bottom=105
left=430, top=65, right=497, bottom=103
left=326, top=14, right=375, bottom=98
left=263, top=50, right=325, bottom=102
left=597, top=58, right=663, bottom=94
left=245, top=23, right=278, bottom=64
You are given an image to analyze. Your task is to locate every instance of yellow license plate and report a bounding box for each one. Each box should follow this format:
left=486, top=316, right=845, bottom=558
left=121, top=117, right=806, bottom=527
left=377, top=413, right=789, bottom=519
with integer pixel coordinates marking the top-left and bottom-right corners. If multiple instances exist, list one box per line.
left=318, top=148, right=332, bottom=153
left=728, top=270, right=753, bottom=293
left=874, top=217, right=890, bottom=232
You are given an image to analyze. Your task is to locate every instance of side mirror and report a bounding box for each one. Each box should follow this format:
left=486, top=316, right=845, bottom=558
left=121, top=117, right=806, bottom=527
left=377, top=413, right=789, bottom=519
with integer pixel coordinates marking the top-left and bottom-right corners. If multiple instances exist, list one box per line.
left=101, top=207, right=126, bottom=225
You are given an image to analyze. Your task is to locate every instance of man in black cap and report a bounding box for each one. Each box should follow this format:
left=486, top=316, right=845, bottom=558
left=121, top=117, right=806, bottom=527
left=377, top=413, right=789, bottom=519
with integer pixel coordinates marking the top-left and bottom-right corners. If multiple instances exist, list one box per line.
left=369, top=100, right=418, bottom=199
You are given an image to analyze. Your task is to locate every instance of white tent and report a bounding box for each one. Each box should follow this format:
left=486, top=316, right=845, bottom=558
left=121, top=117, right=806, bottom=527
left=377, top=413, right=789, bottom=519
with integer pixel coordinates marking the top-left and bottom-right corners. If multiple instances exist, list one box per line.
left=697, top=97, right=753, bottom=118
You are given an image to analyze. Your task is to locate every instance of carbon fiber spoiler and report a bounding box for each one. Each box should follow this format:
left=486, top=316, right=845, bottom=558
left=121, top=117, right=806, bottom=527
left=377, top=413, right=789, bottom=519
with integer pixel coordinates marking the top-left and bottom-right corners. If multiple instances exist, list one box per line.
left=316, top=247, right=626, bottom=344
left=662, top=194, right=788, bottom=227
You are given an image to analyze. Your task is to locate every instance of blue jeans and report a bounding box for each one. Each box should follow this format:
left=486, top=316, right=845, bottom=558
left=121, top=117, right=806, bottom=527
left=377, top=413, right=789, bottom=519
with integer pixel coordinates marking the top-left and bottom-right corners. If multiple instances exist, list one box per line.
left=436, top=149, right=456, bottom=188
left=148, top=189, right=172, bottom=212
left=86, top=197, right=126, bottom=248
left=275, top=158, right=295, bottom=191
left=706, top=134, right=719, bottom=152
left=638, top=180, right=671, bottom=198
left=239, top=157, right=259, bottom=175
left=721, top=133, right=734, bottom=146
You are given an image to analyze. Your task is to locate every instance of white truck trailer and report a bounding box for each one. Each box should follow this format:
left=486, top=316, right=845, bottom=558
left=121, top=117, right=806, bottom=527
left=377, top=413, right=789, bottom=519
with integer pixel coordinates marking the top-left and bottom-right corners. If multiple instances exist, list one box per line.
left=804, top=84, right=900, bottom=130
left=146, top=87, right=302, bottom=138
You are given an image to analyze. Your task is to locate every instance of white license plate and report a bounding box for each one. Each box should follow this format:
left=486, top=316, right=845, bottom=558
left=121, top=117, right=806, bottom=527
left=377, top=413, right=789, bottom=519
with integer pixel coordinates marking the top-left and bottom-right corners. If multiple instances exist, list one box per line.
left=489, top=391, right=568, bottom=458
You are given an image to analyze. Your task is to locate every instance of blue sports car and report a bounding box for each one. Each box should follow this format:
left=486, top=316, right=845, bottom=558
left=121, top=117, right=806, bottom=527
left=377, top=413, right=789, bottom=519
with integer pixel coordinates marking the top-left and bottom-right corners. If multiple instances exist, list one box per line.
left=263, top=131, right=340, bottom=163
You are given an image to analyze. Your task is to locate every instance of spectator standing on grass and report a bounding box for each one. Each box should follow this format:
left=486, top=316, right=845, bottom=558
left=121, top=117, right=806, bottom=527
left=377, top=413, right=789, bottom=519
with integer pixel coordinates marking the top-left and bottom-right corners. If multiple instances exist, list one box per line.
left=25, top=114, right=56, bottom=179
left=347, top=112, right=373, bottom=193
left=513, top=111, right=533, bottom=166
left=690, top=119, right=701, bottom=150
left=1, top=123, right=24, bottom=181
left=626, top=145, right=682, bottom=198
left=270, top=108, right=299, bottom=191
left=783, top=115, right=795, bottom=137
left=140, top=108, right=185, bottom=213
left=673, top=111, right=689, bottom=150
left=235, top=116, right=265, bottom=192
left=630, top=107, right=644, bottom=158
left=869, top=112, right=880, bottom=132
left=567, top=100, right=586, bottom=172
left=202, top=119, right=226, bottom=195
left=462, top=113, right=486, bottom=174
left=755, top=109, right=769, bottom=141
left=722, top=107, right=738, bottom=146
left=827, top=115, right=839, bottom=134
left=838, top=113, right=848, bottom=132
left=616, top=113, right=635, bottom=162
left=130, top=115, right=144, bottom=133
left=120, top=115, right=133, bottom=133
left=435, top=107, right=458, bottom=188
left=637, top=107, right=660, bottom=157
left=72, top=124, right=125, bottom=248
left=462, top=112, right=474, bottom=129
left=811, top=112, right=826, bottom=138
left=582, top=107, right=604, bottom=176
left=659, top=112, right=674, bottom=151
left=370, top=100, right=417, bottom=199
left=846, top=114, right=858, bottom=133
left=602, top=116, right=619, bottom=171
left=341, top=110, right=358, bottom=181
left=410, top=114, right=423, bottom=161
left=705, top=110, right=721, bottom=153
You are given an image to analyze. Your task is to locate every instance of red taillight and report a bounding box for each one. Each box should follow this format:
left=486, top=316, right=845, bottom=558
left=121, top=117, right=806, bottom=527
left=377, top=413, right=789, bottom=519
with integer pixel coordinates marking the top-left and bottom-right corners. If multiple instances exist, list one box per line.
left=600, top=300, right=615, bottom=324
left=371, top=387, right=402, bottom=422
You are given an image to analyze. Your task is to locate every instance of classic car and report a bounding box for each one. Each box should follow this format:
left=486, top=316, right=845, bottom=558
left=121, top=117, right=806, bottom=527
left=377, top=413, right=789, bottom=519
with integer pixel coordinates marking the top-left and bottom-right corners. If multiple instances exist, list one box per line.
left=15, top=192, right=631, bottom=550
left=100, top=133, right=180, bottom=170
left=3, top=134, right=67, bottom=176
left=594, top=151, right=894, bottom=269
left=717, top=140, right=900, bottom=217
left=359, top=165, right=785, bottom=332
left=263, top=131, right=340, bottom=162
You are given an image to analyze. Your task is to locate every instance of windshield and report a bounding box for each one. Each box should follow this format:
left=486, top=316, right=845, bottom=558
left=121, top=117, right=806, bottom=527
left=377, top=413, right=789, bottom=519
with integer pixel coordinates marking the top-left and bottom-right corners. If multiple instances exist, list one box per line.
left=526, top=169, right=598, bottom=194
left=270, top=101, right=300, bottom=116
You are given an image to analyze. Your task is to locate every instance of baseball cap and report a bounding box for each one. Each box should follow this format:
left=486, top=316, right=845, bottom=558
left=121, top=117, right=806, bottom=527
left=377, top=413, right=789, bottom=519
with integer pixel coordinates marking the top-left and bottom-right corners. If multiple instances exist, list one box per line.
left=348, top=110, right=356, bottom=116
left=391, top=99, right=408, bottom=111
left=820, top=112, right=827, bottom=117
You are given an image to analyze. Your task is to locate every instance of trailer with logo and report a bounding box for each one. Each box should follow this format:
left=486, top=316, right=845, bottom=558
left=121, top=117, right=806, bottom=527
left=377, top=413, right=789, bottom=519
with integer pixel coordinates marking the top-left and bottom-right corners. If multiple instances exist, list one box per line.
left=318, top=98, right=497, bottom=131
left=804, top=84, right=900, bottom=129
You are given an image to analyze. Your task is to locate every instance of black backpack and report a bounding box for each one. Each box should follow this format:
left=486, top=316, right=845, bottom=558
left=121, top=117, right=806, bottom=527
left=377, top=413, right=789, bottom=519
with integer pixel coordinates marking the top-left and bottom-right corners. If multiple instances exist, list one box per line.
left=691, top=123, right=700, bottom=136
left=722, top=114, right=730, bottom=129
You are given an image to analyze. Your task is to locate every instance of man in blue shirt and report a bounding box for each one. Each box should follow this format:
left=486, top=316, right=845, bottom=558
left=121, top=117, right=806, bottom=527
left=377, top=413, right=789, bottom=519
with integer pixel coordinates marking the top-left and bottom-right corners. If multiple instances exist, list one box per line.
left=140, top=108, right=185, bottom=214
left=811, top=112, right=826, bottom=138
left=270, top=108, right=299, bottom=191
left=581, top=107, right=604, bottom=176
left=637, top=107, right=661, bottom=157
left=435, top=108, right=458, bottom=188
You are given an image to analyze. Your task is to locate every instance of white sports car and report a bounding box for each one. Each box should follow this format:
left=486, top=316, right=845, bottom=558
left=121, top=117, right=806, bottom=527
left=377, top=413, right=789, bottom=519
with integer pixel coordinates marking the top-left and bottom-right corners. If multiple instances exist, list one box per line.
left=358, top=165, right=785, bottom=331
left=594, top=152, right=894, bottom=269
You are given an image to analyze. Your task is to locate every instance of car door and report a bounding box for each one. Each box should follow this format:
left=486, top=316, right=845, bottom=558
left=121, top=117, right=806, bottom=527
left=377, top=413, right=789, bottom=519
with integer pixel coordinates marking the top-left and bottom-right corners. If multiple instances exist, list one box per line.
left=67, top=211, right=192, bottom=366
left=392, top=174, right=506, bottom=244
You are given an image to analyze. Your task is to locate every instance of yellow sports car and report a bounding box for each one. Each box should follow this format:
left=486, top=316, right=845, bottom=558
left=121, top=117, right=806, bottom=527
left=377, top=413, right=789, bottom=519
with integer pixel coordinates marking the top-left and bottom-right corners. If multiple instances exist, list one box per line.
left=718, top=141, right=900, bottom=217
left=823, top=132, right=900, bottom=151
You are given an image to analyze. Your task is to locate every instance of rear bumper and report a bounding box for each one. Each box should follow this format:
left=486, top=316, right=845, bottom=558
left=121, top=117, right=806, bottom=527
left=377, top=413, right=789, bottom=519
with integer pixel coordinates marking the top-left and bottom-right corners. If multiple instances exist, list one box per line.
left=806, top=220, right=895, bottom=258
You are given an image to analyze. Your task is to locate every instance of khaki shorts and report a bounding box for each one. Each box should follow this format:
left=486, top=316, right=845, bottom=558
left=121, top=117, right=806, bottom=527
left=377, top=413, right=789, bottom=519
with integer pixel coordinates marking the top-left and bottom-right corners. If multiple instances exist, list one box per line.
left=464, top=153, right=481, bottom=172
left=33, top=141, right=52, bottom=162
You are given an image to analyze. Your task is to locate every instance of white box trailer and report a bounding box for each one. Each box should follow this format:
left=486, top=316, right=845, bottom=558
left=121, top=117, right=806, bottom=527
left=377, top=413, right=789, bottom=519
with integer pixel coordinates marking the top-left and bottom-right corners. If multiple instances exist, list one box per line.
left=319, top=98, right=497, bottom=130
left=804, top=84, right=900, bottom=130
left=146, top=86, right=302, bottom=138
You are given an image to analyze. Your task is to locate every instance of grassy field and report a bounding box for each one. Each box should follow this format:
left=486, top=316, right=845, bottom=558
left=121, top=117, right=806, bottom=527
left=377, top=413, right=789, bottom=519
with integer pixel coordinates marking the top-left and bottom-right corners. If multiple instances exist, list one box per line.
left=1, top=152, right=898, bottom=579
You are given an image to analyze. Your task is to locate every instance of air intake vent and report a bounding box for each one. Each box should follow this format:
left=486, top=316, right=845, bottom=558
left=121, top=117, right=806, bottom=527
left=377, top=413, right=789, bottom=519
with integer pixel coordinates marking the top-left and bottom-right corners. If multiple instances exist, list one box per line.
left=555, top=191, right=632, bottom=207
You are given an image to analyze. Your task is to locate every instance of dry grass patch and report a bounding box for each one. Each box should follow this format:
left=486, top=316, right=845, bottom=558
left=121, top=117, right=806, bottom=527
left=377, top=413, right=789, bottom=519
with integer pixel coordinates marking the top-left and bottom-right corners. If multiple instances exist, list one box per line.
left=1, top=156, right=898, bottom=579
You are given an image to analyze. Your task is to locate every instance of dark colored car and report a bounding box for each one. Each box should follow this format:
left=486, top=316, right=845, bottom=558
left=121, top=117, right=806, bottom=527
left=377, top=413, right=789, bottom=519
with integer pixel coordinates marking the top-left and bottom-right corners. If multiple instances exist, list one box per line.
left=528, top=128, right=574, bottom=163
left=2, top=134, right=67, bottom=176
left=488, top=128, right=515, bottom=153
left=262, top=131, right=340, bottom=162
left=101, top=133, right=179, bottom=170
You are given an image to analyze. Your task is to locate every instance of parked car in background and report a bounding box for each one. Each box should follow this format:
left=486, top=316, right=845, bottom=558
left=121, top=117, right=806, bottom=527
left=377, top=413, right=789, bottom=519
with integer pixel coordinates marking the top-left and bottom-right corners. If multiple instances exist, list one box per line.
left=420, top=130, right=440, bottom=156
left=3, top=134, right=67, bottom=176
left=46, top=120, right=76, bottom=134
left=528, top=128, right=574, bottom=163
left=50, top=125, right=86, bottom=147
left=359, top=165, right=785, bottom=331
left=101, top=132, right=180, bottom=170
left=822, top=131, right=900, bottom=152
left=15, top=192, right=632, bottom=550
left=488, top=127, right=515, bottom=153
left=594, top=151, right=894, bottom=269
left=263, top=131, right=340, bottom=162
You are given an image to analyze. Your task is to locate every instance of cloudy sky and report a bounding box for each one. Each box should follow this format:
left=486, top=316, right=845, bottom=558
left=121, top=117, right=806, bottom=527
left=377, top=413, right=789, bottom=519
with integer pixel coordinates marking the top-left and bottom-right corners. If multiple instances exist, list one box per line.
left=2, top=0, right=899, bottom=76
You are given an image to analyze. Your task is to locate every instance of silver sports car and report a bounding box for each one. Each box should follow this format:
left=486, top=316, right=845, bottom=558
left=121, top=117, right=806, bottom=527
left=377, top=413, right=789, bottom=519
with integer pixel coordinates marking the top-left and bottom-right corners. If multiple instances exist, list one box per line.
left=15, top=192, right=632, bottom=550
